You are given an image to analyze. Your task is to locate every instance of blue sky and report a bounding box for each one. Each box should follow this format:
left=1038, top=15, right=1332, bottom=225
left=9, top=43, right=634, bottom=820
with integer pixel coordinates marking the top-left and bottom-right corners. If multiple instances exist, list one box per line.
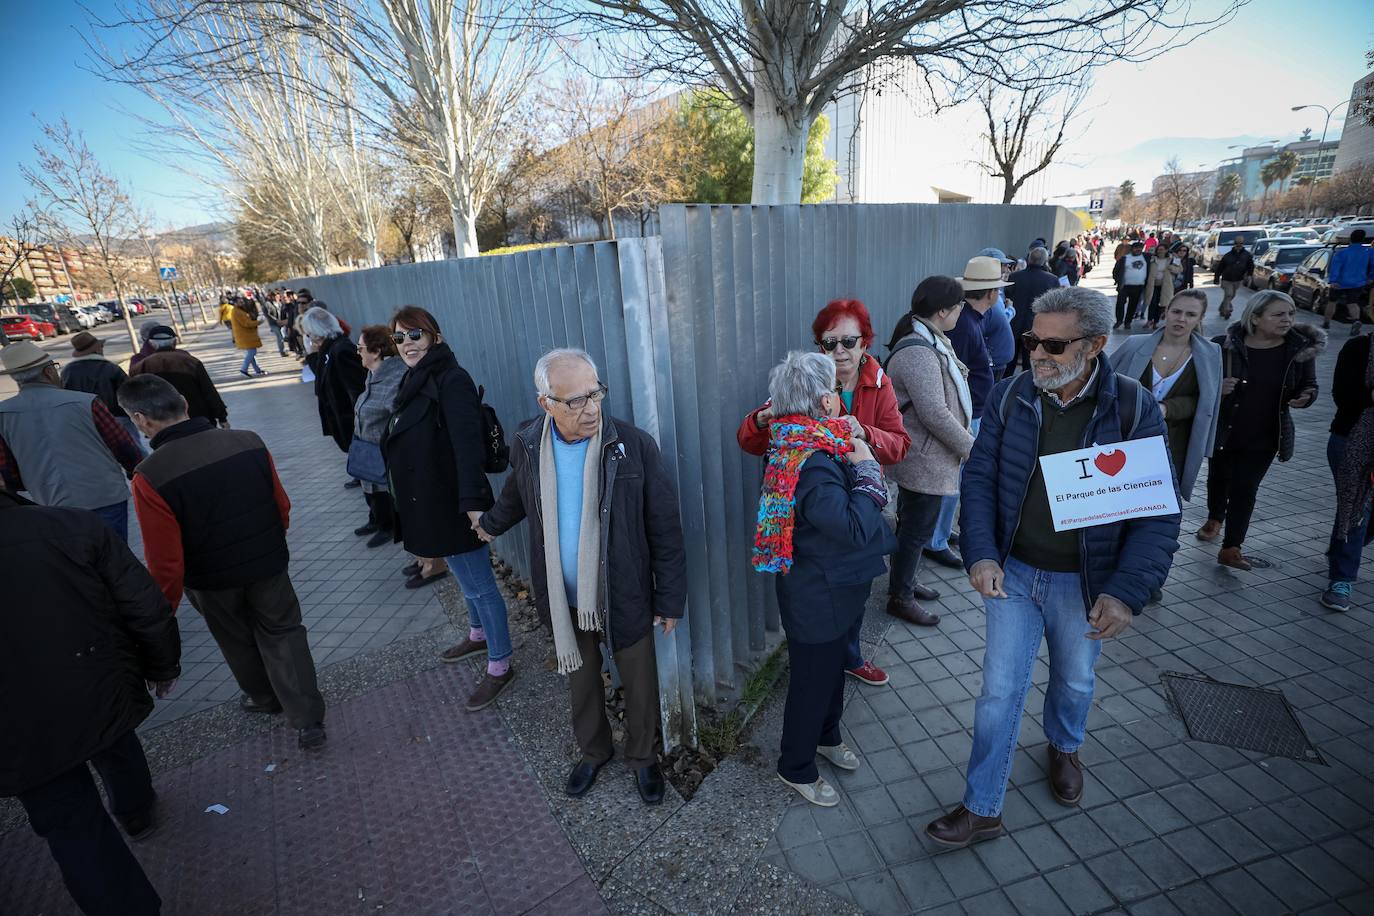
left=0, top=0, right=1371, bottom=226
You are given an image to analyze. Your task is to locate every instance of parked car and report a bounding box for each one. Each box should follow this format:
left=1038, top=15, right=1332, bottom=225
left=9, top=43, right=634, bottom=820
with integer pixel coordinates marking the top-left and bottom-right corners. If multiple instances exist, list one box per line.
left=17, top=302, right=78, bottom=335
left=64, top=306, right=96, bottom=329
left=1202, top=226, right=1269, bottom=270
left=1332, top=221, right=1374, bottom=244
left=145, top=296, right=166, bottom=310
left=1289, top=249, right=1331, bottom=311
left=1, top=313, right=57, bottom=341
left=1277, top=228, right=1320, bottom=242
left=1251, top=244, right=1322, bottom=293
left=126, top=298, right=147, bottom=315
left=96, top=299, right=124, bottom=318
left=1249, top=237, right=1308, bottom=261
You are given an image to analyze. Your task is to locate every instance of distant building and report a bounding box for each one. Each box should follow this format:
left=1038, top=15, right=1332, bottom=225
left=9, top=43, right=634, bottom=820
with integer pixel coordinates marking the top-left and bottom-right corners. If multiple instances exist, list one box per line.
left=1217, top=139, right=1340, bottom=204
left=1151, top=169, right=1219, bottom=203
left=1334, top=71, right=1374, bottom=173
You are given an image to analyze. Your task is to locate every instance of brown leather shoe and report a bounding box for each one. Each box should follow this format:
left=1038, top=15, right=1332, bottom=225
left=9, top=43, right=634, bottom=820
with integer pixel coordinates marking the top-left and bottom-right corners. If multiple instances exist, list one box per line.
left=911, top=583, right=941, bottom=601
left=1195, top=519, right=1222, bottom=542
left=925, top=805, right=1003, bottom=849
left=1048, top=747, right=1084, bottom=805
left=1217, top=547, right=1253, bottom=571
left=440, top=638, right=488, bottom=663
left=465, top=668, right=516, bottom=711
left=887, top=596, right=940, bottom=627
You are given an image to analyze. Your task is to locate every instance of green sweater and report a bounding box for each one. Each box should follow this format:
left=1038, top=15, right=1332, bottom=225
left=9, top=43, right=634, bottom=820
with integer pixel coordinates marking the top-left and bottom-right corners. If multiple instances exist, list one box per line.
left=1010, top=390, right=1097, bottom=573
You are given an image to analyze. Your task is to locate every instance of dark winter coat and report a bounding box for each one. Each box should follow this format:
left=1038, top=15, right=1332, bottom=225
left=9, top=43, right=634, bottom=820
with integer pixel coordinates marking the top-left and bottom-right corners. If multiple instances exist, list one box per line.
left=61, top=355, right=131, bottom=419
left=775, top=454, right=898, bottom=644
left=0, top=490, right=181, bottom=796
left=958, top=355, right=1182, bottom=614
left=1006, top=264, right=1062, bottom=337
left=1213, top=322, right=1324, bottom=461
left=130, top=348, right=228, bottom=424
left=1214, top=248, right=1255, bottom=283
left=308, top=334, right=367, bottom=452
left=480, top=414, right=687, bottom=653
left=381, top=343, right=493, bottom=558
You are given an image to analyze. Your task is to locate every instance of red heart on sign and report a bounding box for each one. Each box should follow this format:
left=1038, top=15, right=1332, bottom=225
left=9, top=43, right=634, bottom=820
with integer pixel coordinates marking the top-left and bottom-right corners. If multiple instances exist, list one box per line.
left=1094, top=450, right=1127, bottom=476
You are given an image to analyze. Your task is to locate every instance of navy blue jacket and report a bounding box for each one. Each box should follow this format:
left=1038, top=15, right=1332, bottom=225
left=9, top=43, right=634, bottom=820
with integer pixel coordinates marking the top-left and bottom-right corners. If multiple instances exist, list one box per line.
left=774, top=453, right=897, bottom=644
left=949, top=305, right=995, bottom=418
left=958, top=356, right=1181, bottom=614
left=1006, top=265, right=1062, bottom=337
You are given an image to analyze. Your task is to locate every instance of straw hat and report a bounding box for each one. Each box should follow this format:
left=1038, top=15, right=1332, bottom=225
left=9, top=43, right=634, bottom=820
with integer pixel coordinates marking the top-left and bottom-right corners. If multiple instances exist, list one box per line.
left=961, top=256, right=1014, bottom=292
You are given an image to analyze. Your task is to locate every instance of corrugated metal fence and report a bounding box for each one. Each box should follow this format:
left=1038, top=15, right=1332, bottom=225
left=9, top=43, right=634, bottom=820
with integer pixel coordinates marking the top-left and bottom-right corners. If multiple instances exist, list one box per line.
left=291, top=202, right=1077, bottom=750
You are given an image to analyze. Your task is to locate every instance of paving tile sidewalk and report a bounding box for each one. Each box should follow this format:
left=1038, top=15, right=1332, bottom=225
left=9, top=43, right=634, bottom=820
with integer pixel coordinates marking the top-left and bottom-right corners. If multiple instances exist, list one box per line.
left=0, top=665, right=607, bottom=915
left=757, top=279, right=1374, bottom=913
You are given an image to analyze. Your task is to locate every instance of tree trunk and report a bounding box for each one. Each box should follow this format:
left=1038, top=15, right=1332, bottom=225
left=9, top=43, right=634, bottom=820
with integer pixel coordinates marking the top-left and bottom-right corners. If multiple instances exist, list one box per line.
left=451, top=205, right=479, bottom=259
left=750, top=99, right=807, bottom=205
left=112, top=279, right=139, bottom=354
left=365, top=240, right=381, bottom=269
left=1002, top=176, right=1017, bottom=205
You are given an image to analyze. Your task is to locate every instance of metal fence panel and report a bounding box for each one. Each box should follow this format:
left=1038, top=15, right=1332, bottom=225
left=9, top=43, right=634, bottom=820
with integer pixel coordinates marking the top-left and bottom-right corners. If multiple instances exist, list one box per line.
left=290, top=202, right=1073, bottom=742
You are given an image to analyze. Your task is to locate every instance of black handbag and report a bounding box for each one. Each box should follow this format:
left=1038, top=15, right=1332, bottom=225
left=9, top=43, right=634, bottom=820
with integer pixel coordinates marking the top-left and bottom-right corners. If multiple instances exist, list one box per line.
left=346, top=438, right=388, bottom=485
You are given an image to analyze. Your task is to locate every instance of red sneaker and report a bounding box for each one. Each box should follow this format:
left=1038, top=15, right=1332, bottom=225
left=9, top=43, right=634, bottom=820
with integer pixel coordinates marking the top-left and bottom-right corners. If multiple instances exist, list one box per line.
left=846, top=661, right=889, bottom=686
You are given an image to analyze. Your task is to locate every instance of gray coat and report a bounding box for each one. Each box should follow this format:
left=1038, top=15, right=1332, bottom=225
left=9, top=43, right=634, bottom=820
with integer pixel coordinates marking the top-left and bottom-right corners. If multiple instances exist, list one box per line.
left=886, top=334, right=975, bottom=496
left=353, top=356, right=406, bottom=494
left=1108, top=330, right=1221, bottom=500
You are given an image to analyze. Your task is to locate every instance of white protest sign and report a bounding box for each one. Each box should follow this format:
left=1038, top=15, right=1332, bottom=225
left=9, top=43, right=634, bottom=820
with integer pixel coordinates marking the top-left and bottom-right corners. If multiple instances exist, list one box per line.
left=1038, top=436, right=1178, bottom=532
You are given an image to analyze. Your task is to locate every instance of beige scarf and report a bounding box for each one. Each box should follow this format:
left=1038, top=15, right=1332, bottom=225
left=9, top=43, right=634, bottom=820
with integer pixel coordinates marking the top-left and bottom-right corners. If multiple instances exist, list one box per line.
left=538, top=415, right=603, bottom=674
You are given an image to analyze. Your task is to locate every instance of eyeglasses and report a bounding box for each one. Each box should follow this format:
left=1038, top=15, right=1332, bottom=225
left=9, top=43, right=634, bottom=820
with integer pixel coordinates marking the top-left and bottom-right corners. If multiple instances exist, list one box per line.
left=391, top=328, right=427, bottom=343
left=819, top=336, right=862, bottom=352
left=1021, top=332, right=1090, bottom=356
left=546, top=384, right=607, bottom=412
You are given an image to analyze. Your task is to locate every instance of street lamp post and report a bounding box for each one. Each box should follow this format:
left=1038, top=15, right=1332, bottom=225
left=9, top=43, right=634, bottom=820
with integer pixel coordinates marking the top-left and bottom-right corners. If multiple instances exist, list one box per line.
left=1291, top=102, right=1349, bottom=214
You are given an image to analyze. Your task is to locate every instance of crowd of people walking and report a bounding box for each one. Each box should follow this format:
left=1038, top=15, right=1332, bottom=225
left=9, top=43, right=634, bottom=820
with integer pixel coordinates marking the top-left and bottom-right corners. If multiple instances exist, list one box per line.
left=0, top=217, right=1368, bottom=913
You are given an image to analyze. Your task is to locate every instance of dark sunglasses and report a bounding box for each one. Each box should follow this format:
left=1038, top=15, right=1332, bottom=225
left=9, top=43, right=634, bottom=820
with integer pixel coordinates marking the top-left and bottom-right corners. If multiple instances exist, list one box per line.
left=1021, top=332, right=1090, bottom=356
left=819, top=336, right=862, bottom=352
left=391, top=328, right=427, bottom=343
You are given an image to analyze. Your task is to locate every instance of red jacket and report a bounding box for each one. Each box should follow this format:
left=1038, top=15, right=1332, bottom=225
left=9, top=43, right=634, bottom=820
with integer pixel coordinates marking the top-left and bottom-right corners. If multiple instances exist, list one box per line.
left=736, top=353, right=911, bottom=464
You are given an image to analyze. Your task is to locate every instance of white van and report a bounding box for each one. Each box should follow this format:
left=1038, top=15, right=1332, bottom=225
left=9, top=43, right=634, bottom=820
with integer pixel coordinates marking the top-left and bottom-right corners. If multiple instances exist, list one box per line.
left=1201, top=225, right=1269, bottom=270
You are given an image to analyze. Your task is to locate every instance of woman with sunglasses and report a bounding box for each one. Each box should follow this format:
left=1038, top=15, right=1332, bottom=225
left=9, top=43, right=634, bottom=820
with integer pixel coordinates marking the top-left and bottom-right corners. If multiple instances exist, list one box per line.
left=737, top=299, right=909, bottom=687
left=1197, top=291, right=1324, bottom=570
left=882, top=276, right=975, bottom=630
left=382, top=306, right=515, bottom=711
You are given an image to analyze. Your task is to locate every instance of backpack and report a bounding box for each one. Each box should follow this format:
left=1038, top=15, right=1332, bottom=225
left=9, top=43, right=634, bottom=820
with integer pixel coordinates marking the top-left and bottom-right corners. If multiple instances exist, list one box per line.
left=476, top=385, right=510, bottom=473
left=882, top=333, right=937, bottom=373
left=996, top=370, right=1145, bottom=438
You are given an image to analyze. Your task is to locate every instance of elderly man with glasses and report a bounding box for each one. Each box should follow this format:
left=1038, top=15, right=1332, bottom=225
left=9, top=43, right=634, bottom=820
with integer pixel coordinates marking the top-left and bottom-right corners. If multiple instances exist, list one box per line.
left=925, top=286, right=1181, bottom=848
left=474, top=348, right=687, bottom=805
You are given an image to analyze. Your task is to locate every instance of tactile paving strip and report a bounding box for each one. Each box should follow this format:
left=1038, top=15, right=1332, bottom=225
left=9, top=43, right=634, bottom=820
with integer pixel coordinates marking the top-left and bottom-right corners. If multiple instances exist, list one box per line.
left=1161, top=671, right=1326, bottom=765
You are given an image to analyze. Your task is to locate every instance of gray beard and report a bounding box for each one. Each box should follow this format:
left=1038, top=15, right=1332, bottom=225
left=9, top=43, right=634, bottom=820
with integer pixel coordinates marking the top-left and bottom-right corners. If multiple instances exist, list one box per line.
left=1031, top=349, right=1088, bottom=392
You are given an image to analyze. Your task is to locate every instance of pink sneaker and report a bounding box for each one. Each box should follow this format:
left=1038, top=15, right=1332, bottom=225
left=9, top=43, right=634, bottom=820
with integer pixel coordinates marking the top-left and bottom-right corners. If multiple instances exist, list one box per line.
left=846, top=661, right=889, bottom=686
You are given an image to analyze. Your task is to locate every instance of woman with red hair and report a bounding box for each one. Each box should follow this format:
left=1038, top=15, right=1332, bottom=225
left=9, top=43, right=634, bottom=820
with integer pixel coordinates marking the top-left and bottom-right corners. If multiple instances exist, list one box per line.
left=738, top=298, right=910, bottom=687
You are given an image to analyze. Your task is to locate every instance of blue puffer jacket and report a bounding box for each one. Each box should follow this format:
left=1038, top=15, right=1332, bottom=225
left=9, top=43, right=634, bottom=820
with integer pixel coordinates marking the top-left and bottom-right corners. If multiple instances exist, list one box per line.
left=959, top=355, right=1182, bottom=614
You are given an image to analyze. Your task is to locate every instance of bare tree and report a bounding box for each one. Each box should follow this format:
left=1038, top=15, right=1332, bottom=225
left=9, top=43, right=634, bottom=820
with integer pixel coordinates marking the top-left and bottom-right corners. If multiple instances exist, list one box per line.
left=559, top=0, right=1242, bottom=204
left=1154, top=157, right=1205, bottom=227
left=976, top=78, right=1089, bottom=204
left=0, top=211, right=43, bottom=318
left=21, top=118, right=149, bottom=351
left=544, top=79, right=699, bottom=240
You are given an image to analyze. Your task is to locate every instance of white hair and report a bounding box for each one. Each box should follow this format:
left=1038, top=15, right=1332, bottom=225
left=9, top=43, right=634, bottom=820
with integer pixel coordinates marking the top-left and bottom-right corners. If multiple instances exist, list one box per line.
left=300, top=306, right=343, bottom=340
left=767, top=351, right=836, bottom=417
left=534, top=348, right=598, bottom=395
left=1032, top=286, right=1114, bottom=338
left=1027, top=246, right=1049, bottom=267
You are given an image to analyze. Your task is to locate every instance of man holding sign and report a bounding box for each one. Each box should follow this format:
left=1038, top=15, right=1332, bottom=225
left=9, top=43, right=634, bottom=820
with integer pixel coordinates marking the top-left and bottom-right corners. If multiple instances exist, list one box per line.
left=926, top=287, right=1181, bottom=849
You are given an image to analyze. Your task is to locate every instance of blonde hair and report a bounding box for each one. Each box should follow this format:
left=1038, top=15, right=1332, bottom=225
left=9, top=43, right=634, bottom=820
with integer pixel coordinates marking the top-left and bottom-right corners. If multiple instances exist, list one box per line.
left=1241, top=290, right=1294, bottom=334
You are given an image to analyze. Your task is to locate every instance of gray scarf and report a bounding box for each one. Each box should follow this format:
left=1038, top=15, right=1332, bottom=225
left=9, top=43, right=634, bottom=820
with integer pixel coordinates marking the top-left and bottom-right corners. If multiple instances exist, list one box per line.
left=538, top=416, right=603, bottom=674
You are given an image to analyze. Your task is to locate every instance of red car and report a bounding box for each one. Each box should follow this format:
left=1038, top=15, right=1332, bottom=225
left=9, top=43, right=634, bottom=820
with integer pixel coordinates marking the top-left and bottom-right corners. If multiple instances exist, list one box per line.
left=1, top=313, right=57, bottom=341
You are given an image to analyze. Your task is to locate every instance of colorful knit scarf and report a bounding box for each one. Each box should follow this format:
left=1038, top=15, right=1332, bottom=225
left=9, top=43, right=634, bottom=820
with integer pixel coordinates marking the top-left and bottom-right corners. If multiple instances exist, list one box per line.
left=752, top=415, right=855, bottom=574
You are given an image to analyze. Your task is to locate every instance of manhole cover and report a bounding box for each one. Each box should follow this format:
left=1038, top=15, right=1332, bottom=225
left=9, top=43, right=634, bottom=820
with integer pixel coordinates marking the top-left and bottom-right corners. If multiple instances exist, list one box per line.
left=1160, top=672, right=1325, bottom=765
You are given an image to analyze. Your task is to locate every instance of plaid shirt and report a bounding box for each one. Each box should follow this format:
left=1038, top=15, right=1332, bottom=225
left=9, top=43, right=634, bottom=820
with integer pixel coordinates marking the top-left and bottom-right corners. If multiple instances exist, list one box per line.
left=0, top=399, right=140, bottom=492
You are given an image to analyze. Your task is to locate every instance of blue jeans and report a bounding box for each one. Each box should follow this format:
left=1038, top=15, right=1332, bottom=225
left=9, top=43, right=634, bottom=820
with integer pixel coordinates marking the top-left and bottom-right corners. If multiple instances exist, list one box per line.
left=269, top=323, right=287, bottom=355
left=929, top=417, right=979, bottom=549
left=444, top=546, right=512, bottom=662
left=239, top=348, right=262, bottom=374
left=92, top=501, right=129, bottom=543
left=963, top=557, right=1102, bottom=818
left=1327, top=434, right=1373, bottom=582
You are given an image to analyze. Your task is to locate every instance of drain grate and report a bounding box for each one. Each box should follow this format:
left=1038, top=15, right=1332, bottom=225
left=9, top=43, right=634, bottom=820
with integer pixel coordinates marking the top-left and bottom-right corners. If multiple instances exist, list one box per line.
left=1160, top=672, right=1325, bottom=765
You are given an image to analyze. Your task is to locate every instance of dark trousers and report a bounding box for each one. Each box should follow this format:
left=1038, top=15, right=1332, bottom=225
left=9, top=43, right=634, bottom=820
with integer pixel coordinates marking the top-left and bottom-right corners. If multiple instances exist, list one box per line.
left=779, top=622, right=854, bottom=784
left=186, top=568, right=326, bottom=728
left=570, top=628, right=659, bottom=769
left=1327, top=434, right=1374, bottom=581
left=1206, top=444, right=1277, bottom=549
left=1115, top=285, right=1144, bottom=325
left=1148, top=286, right=1166, bottom=323
left=889, top=486, right=945, bottom=600
left=365, top=489, right=395, bottom=532
left=18, top=730, right=160, bottom=915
